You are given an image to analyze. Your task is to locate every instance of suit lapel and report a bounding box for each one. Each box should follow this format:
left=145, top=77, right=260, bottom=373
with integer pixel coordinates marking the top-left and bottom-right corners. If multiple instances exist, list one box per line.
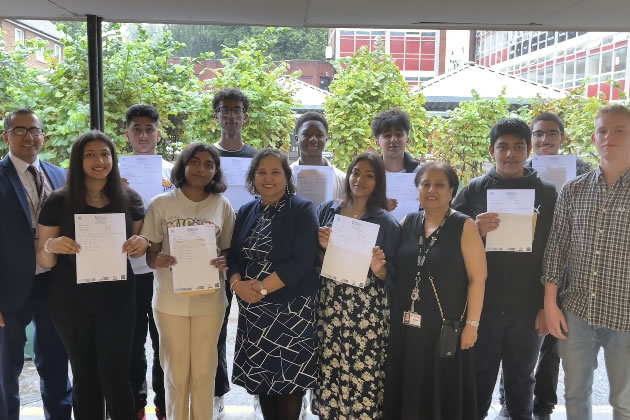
left=40, top=160, right=65, bottom=189
left=1, top=156, right=32, bottom=225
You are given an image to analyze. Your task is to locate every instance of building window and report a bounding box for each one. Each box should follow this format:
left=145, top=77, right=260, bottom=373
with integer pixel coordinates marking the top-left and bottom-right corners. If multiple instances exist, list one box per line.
left=36, top=38, right=45, bottom=62
left=14, top=28, right=24, bottom=45
left=54, top=44, right=62, bottom=61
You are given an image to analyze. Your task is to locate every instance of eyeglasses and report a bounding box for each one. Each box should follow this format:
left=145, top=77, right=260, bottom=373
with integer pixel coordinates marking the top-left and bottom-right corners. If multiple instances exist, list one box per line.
left=532, top=130, right=562, bottom=139
left=217, top=106, right=245, bottom=116
left=5, top=126, right=44, bottom=136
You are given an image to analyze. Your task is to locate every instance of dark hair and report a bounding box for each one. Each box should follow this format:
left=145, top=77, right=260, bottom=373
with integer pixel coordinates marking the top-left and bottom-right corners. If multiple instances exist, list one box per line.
left=370, top=108, right=411, bottom=138
left=342, top=152, right=388, bottom=212
left=294, top=111, right=329, bottom=136
left=414, top=161, right=460, bottom=200
left=63, top=130, right=128, bottom=213
left=489, top=118, right=531, bottom=147
left=126, top=104, right=160, bottom=127
left=171, top=142, right=227, bottom=193
left=3, top=109, right=39, bottom=132
left=530, top=112, right=564, bottom=134
left=245, top=148, right=295, bottom=196
left=212, top=88, right=251, bottom=113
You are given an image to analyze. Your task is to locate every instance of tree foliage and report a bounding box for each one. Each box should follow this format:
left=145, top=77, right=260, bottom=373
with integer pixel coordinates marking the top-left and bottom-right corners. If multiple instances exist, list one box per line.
left=188, top=28, right=298, bottom=151
left=429, top=89, right=513, bottom=184
left=166, top=25, right=327, bottom=60
left=323, top=44, right=429, bottom=170
left=523, top=83, right=616, bottom=164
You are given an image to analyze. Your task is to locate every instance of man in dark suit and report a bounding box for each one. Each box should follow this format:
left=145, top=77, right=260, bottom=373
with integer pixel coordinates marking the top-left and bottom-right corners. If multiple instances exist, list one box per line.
left=0, top=109, right=72, bottom=420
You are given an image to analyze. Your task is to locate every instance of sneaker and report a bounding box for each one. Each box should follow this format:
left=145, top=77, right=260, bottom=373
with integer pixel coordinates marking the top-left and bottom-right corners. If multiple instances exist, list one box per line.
left=253, top=396, right=264, bottom=420
left=213, top=396, right=225, bottom=419
left=136, top=408, right=147, bottom=420
left=498, top=404, right=510, bottom=419
left=155, top=406, right=166, bottom=420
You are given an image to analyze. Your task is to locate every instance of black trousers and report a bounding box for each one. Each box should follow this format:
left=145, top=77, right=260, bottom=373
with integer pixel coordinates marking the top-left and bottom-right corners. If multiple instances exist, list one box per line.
left=0, top=273, right=72, bottom=420
left=214, top=284, right=232, bottom=397
left=475, top=311, right=543, bottom=420
left=499, top=324, right=560, bottom=415
left=129, top=272, right=165, bottom=411
left=50, top=294, right=136, bottom=420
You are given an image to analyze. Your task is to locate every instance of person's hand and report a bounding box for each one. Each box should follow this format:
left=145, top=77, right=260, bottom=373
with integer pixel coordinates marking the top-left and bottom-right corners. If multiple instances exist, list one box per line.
left=460, top=324, right=478, bottom=350
left=370, top=246, right=386, bottom=278
left=122, top=235, right=148, bottom=256
left=46, top=236, right=81, bottom=254
left=210, top=256, right=228, bottom=271
left=121, top=177, right=129, bottom=186
left=474, top=212, right=500, bottom=237
left=386, top=198, right=398, bottom=212
left=155, top=252, right=177, bottom=269
left=233, top=279, right=264, bottom=304
left=0, top=312, right=5, bottom=328
left=535, top=308, right=548, bottom=336
left=545, top=301, right=568, bottom=339
left=318, top=227, right=332, bottom=249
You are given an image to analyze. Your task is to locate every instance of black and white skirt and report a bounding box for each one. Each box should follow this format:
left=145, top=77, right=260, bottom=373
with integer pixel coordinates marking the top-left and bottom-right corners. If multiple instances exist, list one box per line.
left=232, top=292, right=319, bottom=395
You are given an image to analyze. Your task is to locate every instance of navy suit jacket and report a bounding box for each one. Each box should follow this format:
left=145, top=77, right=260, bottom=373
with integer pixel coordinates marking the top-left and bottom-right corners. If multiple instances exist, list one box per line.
left=0, top=155, right=66, bottom=313
left=226, top=194, right=319, bottom=303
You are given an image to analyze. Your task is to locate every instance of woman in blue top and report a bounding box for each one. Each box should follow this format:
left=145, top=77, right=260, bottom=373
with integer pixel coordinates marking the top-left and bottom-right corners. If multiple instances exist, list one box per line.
left=313, top=152, right=401, bottom=420
left=226, top=148, right=319, bottom=420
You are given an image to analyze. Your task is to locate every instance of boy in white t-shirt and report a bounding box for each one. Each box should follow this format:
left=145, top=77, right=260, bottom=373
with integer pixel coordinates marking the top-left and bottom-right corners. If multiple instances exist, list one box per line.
left=125, top=104, right=172, bottom=420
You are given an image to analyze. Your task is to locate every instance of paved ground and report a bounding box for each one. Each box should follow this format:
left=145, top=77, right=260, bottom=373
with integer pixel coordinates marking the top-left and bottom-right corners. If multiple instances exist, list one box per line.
left=19, top=302, right=614, bottom=419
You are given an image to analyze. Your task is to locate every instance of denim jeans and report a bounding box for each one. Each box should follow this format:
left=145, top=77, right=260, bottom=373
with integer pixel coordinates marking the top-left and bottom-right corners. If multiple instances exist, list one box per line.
left=558, top=311, right=630, bottom=420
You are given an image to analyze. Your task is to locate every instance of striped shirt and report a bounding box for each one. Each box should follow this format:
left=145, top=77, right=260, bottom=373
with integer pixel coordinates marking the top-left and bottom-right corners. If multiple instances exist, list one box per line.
left=542, top=167, right=630, bottom=331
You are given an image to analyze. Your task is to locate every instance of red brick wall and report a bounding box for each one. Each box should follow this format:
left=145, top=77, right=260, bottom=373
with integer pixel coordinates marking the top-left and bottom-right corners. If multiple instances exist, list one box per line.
left=189, top=58, right=335, bottom=89
left=0, top=20, right=63, bottom=69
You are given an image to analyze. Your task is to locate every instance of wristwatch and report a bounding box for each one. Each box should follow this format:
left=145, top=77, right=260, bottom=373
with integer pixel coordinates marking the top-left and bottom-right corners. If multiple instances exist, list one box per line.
left=259, top=280, right=268, bottom=296
left=465, top=320, right=480, bottom=327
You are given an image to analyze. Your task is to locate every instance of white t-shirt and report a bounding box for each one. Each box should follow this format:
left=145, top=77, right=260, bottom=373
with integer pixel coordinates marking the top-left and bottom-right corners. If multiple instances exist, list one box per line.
left=290, top=158, right=346, bottom=201
left=142, top=188, right=235, bottom=317
left=129, top=159, right=174, bottom=275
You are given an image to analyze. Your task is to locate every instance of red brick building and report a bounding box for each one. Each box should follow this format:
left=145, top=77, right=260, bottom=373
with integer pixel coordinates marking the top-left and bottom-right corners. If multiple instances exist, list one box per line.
left=328, top=28, right=447, bottom=86
left=191, top=59, right=335, bottom=90
left=0, top=19, right=64, bottom=68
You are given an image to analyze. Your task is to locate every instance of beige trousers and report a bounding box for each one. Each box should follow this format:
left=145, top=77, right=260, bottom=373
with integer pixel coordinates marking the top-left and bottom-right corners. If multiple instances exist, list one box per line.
left=154, top=305, right=224, bottom=420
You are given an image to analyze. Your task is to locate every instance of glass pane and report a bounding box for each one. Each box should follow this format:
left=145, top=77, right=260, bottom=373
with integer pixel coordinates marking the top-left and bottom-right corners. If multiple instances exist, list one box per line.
left=602, top=50, right=613, bottom=73
left=614, top=46, right=627, bottom=71
left=576, top=57, right=586, bottom=79
left=588, top=53, right=600, bottom=76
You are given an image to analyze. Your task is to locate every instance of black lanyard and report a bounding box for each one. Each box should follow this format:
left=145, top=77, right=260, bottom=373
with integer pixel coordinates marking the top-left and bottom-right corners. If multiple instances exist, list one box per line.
left=409, top=209, right=451, bottom=308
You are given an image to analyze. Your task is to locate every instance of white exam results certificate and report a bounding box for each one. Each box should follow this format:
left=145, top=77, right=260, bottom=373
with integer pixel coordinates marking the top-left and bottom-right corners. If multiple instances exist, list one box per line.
left=531, top=155, right=577, bottom=193
left=485, top=189, right=535, bottom=252
left=222, top=157, right=255, bottom=211
left=321, top=214, right=380, bottom=288
left=386, top=172, right=420, bottom=221
left=75, top=213, right=127, bottom=283
left=119, top=155, right=164, bottom=207
left=168, top=225, right=220, bottom=294
left=293, top=165, right=334, bottom=208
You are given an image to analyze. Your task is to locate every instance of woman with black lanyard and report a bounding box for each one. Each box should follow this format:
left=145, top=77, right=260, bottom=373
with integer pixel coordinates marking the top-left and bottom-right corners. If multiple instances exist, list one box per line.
left=383, top=161, right=486, bottom=420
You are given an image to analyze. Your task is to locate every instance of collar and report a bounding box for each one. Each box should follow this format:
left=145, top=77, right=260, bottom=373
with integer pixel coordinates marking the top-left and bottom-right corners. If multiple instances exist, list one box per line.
left=596, top=166, right=630, bottom=187
left=294, top=157, right=332, bottom=166
left=8, top=152, right=41, bottom=175
left=329, top=199, right=385, bottom=219
left=214, top=141, right=245, bottom=153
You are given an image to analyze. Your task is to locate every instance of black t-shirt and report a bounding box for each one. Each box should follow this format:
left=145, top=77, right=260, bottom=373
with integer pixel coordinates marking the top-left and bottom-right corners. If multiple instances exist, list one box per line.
left=216, top=143, right=258, bottom=158
left=39, top=188, right=144, bottom=314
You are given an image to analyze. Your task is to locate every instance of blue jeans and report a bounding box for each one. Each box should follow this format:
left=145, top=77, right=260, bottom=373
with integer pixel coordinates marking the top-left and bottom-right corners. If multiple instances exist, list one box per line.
left=558, top=311, right=630, bottom=420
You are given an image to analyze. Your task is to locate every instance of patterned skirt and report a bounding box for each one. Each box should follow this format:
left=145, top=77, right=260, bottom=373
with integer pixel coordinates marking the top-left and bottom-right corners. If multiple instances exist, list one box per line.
left=312, top=275, right=390, bottom=420
left=232, top=292, right=319, bottom=395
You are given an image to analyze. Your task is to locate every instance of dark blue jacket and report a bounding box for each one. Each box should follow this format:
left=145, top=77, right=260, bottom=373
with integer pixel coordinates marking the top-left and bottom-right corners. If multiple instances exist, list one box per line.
left=227, top=194, right=319, bottom=302
left=0, top=155, right=66, bottom=313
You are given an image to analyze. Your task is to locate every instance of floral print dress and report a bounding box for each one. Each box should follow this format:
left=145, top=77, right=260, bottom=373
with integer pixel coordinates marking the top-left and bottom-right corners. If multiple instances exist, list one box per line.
left=312, top=200, right=401, bottom=420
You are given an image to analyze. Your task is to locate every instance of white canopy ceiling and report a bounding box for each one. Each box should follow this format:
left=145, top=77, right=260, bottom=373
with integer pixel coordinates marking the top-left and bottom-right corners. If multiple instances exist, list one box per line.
left=1, top=0, right=629, bottom=31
